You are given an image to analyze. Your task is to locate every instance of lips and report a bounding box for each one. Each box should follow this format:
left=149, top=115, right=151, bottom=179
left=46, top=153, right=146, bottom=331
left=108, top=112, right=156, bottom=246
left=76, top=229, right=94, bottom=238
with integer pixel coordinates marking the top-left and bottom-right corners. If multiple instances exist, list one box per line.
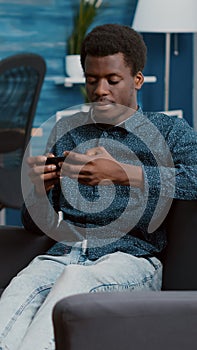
left=93, top=100, right=114, bottom=110
left=95, top=104, right=112, bottom=111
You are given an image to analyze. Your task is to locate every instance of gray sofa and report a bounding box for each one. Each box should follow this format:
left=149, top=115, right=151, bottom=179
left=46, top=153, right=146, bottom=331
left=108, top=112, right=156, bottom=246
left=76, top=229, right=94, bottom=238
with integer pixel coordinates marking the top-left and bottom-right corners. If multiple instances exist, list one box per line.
left=53, top=291, right=197, bottom=350
left=0, top=199, right=197, bottom=349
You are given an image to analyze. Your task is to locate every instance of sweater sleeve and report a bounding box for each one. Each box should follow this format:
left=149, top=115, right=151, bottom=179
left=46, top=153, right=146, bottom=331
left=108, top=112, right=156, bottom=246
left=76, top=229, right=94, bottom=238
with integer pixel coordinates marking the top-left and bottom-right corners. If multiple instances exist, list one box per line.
left=21, top=186, right=85, bottom=243
left=143, top=117, right=197, bottom=200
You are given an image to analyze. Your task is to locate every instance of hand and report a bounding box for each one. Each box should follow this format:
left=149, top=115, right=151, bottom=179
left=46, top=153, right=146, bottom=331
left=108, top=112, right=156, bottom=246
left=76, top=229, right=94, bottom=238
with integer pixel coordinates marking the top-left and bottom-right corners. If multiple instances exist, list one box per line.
left=60, top=146, right=130, bottom=186
left=27, top=154, right=60, bottom=195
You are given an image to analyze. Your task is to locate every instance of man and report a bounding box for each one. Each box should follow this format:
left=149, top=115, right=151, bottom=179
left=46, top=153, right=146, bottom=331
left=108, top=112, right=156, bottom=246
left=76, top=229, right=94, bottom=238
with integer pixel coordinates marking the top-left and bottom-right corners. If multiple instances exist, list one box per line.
left=0, top=24, right=197, bottom=350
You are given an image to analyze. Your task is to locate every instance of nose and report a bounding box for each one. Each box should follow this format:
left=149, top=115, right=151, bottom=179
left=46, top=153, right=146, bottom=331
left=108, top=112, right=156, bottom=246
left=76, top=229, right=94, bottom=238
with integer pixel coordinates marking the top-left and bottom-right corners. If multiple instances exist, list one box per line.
left=94, top=79, right=109, bottom=97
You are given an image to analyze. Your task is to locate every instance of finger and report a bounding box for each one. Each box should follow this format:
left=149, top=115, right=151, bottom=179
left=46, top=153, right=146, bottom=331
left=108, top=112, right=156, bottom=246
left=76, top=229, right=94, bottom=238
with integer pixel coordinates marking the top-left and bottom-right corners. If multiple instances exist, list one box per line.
left=64, top=151, right=89, bottom=164
left=29, top=163, right=57, bottom=176
left=85, top=147, right=105, bottom=156
left=27, top=155, right=47, bottom=167
left=28, top=166, right=58, bottom=184
left=61, top=162, right=83, bottom=177
left=34, top=173, right=59, bottom=186
left=45, top=153, right=55, bottom=158
left=44, top=164, right=58, bottom=173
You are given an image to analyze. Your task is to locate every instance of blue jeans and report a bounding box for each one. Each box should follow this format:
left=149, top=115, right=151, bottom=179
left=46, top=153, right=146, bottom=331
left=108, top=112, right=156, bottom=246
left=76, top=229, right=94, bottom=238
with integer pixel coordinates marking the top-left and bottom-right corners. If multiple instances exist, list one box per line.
left=0, top=242, right=162, bottom=350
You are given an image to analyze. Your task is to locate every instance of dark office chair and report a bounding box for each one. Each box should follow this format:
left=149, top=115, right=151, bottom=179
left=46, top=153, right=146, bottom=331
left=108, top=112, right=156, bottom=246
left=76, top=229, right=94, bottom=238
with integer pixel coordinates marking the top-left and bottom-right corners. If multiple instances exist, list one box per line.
left=0, top=52, right=46, bottom=210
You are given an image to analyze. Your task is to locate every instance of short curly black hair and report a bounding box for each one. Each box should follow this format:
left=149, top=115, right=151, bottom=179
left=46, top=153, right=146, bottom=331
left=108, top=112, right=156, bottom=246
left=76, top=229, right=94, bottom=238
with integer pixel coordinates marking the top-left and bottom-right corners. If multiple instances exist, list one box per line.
left=80, top=24, right=147, bottom=76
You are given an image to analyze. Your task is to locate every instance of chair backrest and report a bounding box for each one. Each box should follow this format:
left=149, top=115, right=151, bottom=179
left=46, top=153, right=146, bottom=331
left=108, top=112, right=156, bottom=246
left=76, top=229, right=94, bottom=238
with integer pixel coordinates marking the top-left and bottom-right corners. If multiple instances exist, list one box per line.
left=0, top=53, right=46, bottom=209
left=162, top=199, right=197, bottom=290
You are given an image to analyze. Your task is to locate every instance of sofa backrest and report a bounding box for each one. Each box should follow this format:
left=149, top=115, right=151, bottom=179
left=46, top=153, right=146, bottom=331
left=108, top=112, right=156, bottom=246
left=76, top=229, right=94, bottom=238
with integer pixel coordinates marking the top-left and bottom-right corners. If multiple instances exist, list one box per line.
left=162, top=199, right=197, bottom=290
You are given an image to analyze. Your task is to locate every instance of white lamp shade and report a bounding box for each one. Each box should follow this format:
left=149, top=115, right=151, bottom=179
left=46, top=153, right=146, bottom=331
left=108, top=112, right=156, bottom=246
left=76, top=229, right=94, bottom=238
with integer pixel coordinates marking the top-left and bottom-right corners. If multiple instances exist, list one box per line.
left=132, top=0, right=197, bottom=33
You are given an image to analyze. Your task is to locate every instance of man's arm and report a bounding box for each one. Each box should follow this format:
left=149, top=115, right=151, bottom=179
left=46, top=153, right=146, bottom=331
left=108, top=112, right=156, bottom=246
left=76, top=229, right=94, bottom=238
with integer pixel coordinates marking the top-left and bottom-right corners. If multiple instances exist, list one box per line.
left=144, top=117, right=197, bottom=200
left=22, top=154, right=85, bottom=243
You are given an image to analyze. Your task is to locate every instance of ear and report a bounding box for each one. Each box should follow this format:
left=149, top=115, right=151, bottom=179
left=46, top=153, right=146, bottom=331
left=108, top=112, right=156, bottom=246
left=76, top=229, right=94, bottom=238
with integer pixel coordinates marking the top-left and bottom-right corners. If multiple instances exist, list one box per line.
left=134, top=71, right=144, bottom=90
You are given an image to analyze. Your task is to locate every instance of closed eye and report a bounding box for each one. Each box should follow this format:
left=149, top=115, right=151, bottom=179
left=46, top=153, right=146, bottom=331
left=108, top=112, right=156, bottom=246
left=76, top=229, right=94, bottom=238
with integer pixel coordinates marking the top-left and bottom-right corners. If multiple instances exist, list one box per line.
left=85, top=77, right=97, bottom=84
left=108, top=80, right=120, bottom=85
left=86, top=79, right=120, bottom=85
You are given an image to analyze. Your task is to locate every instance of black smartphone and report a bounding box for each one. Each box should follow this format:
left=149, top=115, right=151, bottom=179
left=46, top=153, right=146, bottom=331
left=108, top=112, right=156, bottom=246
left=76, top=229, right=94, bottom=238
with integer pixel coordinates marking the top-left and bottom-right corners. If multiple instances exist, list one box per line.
left=45, top=156, right=66, bottom=170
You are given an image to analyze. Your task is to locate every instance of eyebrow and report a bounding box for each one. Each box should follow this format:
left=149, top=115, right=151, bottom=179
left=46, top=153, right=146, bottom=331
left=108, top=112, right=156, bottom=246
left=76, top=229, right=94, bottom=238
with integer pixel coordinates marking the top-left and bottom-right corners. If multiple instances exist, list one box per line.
left=85, top=73, right=122, bottom=78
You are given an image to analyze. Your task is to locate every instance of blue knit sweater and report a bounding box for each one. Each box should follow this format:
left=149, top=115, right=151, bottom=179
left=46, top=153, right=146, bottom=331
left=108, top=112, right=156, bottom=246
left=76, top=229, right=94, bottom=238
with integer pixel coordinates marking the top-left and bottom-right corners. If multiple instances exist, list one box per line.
left=22, top=108, right=197, bottom=260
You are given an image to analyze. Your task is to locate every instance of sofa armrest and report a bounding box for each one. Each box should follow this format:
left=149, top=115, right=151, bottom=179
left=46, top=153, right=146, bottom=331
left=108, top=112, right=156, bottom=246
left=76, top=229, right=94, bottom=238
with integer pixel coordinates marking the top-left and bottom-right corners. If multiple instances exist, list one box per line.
left=53, top=291, right=197, bottom=350
left=0, top=226, right=54, bottom=289
left=162, top=199, right=197, bottom=290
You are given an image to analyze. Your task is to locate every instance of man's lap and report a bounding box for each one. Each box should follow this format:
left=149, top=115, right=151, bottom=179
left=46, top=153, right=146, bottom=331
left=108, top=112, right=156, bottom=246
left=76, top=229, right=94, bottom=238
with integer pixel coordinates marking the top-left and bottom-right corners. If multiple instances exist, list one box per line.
left=0, top=246, right=162, bottom=350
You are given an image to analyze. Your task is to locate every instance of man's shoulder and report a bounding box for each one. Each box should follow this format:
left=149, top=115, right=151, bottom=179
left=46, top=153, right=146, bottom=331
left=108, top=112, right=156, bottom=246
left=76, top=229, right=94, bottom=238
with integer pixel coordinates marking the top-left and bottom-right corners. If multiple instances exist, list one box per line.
left=144, top=111, right=177, bottom=124
left=143, top=110, right=184, bottom=133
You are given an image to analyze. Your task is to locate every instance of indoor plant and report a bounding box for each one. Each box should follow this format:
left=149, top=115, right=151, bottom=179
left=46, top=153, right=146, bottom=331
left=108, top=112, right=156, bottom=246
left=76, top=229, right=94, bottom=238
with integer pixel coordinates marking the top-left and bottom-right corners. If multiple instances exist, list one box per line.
left=66, top=0, right=103, bottom=77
